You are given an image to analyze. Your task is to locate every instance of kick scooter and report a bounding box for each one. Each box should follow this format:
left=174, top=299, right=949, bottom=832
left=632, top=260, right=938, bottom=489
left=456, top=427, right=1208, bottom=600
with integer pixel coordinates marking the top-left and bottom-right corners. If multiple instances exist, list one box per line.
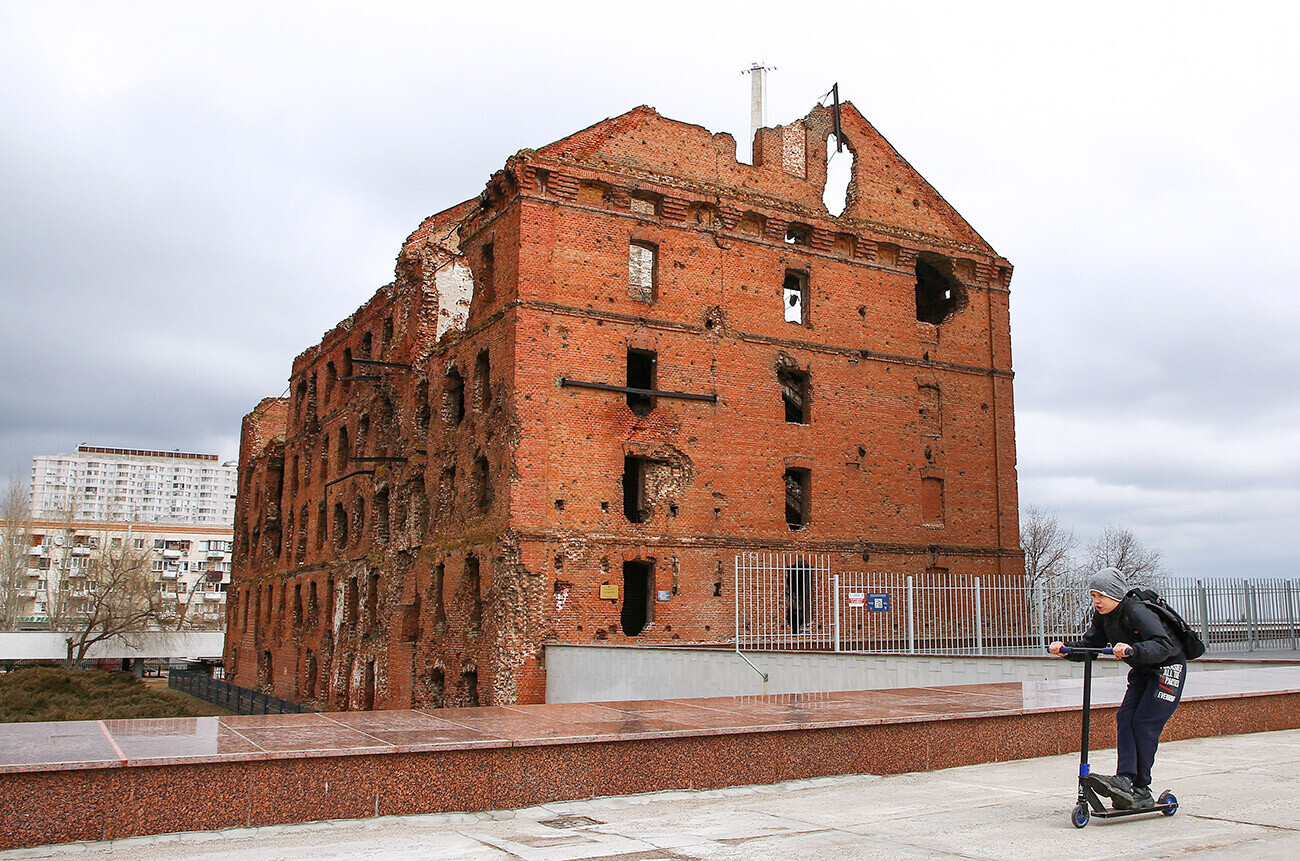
left=1056, top=645, right=1179, bottom=827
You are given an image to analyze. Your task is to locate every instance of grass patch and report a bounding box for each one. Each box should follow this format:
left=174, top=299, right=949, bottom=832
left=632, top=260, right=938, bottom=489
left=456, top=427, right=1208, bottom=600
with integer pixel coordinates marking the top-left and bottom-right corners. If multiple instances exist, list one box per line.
left=0, top=666, right=208, bottom=723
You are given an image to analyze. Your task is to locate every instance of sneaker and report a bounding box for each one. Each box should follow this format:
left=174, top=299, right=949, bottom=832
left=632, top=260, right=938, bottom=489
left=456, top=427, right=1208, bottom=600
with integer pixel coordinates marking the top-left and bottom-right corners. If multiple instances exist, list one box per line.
left=1131, top=786, right=1155, bottom=809
left=1087, top=774, right=1137, bottom=809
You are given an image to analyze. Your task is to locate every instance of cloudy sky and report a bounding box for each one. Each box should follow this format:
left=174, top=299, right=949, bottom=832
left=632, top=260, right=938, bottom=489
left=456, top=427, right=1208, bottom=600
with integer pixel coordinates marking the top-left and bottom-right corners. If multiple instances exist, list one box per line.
left=2, top=2, right=1296, bottom=579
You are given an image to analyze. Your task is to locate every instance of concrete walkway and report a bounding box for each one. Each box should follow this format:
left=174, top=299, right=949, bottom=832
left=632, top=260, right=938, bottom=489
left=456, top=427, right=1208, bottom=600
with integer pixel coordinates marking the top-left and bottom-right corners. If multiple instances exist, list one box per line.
left=5, top=729, right=1298, bottom=860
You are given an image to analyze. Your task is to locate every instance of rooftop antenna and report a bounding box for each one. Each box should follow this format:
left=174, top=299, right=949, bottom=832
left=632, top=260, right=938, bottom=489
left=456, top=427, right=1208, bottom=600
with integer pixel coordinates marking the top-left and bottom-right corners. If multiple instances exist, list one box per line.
left=743, top=62, right=776, bottom=150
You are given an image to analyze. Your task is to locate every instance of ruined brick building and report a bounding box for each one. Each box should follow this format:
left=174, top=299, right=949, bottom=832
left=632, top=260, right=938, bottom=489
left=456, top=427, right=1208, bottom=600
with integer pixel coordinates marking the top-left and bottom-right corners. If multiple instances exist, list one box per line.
left=225, top=102, right=1021, bottom=709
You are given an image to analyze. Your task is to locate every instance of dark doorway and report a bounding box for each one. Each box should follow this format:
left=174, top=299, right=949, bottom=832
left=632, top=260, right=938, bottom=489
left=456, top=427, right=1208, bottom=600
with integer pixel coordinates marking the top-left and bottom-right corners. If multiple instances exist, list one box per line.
left=621, top=559, right=654, bottom=636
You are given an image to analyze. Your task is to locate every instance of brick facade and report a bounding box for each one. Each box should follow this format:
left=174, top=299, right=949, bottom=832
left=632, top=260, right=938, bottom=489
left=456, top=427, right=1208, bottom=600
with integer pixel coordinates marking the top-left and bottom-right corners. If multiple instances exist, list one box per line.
left=224, top=102, right=1021, bottom=709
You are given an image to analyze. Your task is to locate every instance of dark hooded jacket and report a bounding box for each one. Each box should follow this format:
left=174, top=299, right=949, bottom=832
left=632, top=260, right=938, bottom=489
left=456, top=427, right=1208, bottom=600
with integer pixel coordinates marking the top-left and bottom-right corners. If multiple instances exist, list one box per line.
left=1066, top=596, right=1183, bottom=668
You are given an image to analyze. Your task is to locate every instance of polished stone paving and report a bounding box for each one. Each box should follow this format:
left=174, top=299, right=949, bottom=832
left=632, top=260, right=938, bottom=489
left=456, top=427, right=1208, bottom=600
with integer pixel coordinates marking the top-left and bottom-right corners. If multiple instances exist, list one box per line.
left=3, top=665, right=1297, bottom=773
left=4, top=728, right=1298, bottom=860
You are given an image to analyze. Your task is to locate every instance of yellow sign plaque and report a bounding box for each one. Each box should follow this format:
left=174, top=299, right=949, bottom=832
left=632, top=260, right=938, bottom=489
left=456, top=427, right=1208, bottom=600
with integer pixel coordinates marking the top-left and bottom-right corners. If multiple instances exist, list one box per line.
left=599, top=584, right=619, bottom=600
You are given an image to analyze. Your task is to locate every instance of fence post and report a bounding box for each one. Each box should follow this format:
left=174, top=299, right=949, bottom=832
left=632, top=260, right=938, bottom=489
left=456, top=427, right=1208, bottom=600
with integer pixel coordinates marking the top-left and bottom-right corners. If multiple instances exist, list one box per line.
left=907, top=575, right=915, bottom=654
left=832, top=574, right=841, bottom=653
left=1035, top=586, right=1045, bottom=652
left=1197, top=580, right=1211, bottom=652
left=974, top=577, right=983, bottom=656
left=1287, top=580, right=1296, bottom=651
left=1244, top=581, right=1256, bottom=651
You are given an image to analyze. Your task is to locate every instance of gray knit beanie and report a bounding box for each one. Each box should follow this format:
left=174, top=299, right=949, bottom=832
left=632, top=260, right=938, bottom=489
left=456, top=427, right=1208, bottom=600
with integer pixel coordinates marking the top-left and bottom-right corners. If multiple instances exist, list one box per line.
left=1088, top=567, right=1128, bottom=601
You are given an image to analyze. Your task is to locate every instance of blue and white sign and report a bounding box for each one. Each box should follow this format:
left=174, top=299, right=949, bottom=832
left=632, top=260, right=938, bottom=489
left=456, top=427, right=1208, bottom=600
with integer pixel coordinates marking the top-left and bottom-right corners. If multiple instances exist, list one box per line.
left=867, top=593, right=890, bottom=612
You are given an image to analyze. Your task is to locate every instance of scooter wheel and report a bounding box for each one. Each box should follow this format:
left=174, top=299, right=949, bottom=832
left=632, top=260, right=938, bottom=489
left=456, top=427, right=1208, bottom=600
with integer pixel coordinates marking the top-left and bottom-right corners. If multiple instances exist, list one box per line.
left=1072, top=802, right=1090, bottom=828
left=1158, top=791, right=1178, bottom=816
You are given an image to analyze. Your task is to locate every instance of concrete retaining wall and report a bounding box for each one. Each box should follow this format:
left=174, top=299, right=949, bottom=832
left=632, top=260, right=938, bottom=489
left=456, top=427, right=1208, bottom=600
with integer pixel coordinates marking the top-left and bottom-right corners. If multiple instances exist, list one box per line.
left=544, top=644, right=1280, bottom=703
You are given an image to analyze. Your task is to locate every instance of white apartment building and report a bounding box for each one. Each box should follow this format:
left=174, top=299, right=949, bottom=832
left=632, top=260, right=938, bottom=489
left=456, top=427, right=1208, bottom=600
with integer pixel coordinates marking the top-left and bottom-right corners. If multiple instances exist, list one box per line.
left=6, top=520, right=233, bottom=630
left=30, top=445, right=237, bottom=525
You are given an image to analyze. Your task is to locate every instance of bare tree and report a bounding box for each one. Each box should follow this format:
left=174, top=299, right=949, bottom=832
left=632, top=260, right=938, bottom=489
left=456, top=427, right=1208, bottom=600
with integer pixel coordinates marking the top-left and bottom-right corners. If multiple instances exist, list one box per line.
left=1020, top=506, right=1079, bottom=590
left=1086, top=524, right=1167, bottom=589
left=57, top=522, right=166, bottom=666
left=0, top=480, right=35, bottom=629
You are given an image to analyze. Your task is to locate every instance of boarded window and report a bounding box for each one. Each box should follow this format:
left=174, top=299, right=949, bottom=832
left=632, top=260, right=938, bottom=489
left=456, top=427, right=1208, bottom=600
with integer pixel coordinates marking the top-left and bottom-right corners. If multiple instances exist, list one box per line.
left=626, top=348, right=656, bottom=416
left=630, top=193, right=659, bottom=216
left=922, top=477, right=945, bottom=524
left=784, top=467, right=810, bottom=530
left=783, top=270, right=808, bottom=324
left=918, top=385, right=941, bottom=437
left=779, top=367, right=808, bottom=423
left=621, top=559, right=654, bottom=636
left=629, top=241, right=656, bottom=302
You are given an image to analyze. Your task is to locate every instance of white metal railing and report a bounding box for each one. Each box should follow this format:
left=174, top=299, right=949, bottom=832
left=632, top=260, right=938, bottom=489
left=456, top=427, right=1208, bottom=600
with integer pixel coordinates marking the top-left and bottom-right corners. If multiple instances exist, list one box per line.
left=733, top=555, right=1300, bottom=656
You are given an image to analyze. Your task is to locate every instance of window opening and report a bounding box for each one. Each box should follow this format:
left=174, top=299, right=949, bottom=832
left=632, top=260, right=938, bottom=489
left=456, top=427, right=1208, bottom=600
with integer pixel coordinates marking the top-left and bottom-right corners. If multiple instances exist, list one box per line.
left=461, top=669, right=480, bottom=707
left=785, top=560, right=814, bottom=633
left=333, top=502, right=347, bottom=548
left=293, top=583, right=303, bottom=627
left=366, top=570, right=380, bottom=632
left=375, top=488, right=390, bottom=541
left=479, top=243, right=495, bottom=300
left=474, top=350, right=491, bottom=410
left=626, top=348, right=656, bottom=416
left=433, top=562, right=446, bottom=629
left=823, top=136, right=853, bottom=217
left=783, top=270, right=808, bottom=324
left=325, top=361, right=336, bottom=404
left=778, top=368, right=808, bottom=423
left=784, top=467, right=810, bottom=530
left=362, top=660, right=376, bottom=710
left=533, top=168, right=550, bottom=195
left=623, top=456, right=650, bottom=523
left=346, top=575, right=359, bottom=626
left=628, top=241, right=657, bottom=302
left=473, top=454, right=492, bottom=512
left=337, top=425, right=349, bottom=474
left=784, top=223, right=811, bottom=245
left=465, top=555, right=482, bottom=632
left=341, top=348, right=353, bottom=391
left=621, top=559, right=654, bottom=636
left=415, top=382, right=430, bottom=432
left=359, top=331, right=373, bottom=359
left=915, top=256, right=967, bottom=324
left=445, top=367, right=465, bottom=425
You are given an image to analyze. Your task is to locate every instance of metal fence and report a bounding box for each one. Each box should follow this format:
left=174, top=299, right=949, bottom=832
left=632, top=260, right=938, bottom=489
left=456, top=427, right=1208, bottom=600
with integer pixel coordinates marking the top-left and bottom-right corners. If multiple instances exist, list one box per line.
left=169, top=669, right=316, bottom=715
left=733, top=553, right=1300, bottom=656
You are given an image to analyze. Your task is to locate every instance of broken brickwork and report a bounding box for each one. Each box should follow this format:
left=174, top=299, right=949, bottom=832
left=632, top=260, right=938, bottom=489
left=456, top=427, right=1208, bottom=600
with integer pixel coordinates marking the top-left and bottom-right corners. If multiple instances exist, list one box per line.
left=225, top=102, right=1022, bottom=709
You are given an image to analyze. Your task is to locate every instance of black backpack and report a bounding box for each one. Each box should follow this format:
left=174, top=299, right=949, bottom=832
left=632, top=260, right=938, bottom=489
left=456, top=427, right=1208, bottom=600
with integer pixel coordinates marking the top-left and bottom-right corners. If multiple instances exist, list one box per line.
left=1122, top=588, right=1206, bottom=660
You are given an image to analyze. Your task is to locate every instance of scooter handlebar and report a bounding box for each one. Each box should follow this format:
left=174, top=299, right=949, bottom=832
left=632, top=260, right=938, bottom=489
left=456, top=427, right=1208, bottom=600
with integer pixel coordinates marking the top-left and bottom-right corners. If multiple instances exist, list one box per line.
left=1054, top=646, right=1114, bottom=656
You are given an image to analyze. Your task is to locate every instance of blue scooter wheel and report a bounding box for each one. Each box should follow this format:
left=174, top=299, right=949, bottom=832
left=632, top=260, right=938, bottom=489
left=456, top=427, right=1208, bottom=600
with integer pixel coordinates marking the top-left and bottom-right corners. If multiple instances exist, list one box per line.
left=1158, top=791, right=1178, bottom=816
left=1072, top=802, right=1090, bottom=828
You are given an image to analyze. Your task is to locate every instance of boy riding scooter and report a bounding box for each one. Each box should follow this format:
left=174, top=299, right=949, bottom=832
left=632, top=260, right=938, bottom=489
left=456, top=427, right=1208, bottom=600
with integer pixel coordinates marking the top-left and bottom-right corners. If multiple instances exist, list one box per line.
left=1049, top=567, right=1187, bottom=809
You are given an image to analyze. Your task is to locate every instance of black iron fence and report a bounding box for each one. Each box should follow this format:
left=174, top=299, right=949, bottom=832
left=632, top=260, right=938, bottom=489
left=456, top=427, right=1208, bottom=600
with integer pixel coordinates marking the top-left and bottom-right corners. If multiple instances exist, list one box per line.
left=169, top=669, right=316, bottom=715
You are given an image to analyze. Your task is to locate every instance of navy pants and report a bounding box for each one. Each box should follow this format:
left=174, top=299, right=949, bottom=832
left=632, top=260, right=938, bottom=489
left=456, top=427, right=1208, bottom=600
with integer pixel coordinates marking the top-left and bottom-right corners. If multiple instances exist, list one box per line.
left=1116, top=661, right=1186, bottom=787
